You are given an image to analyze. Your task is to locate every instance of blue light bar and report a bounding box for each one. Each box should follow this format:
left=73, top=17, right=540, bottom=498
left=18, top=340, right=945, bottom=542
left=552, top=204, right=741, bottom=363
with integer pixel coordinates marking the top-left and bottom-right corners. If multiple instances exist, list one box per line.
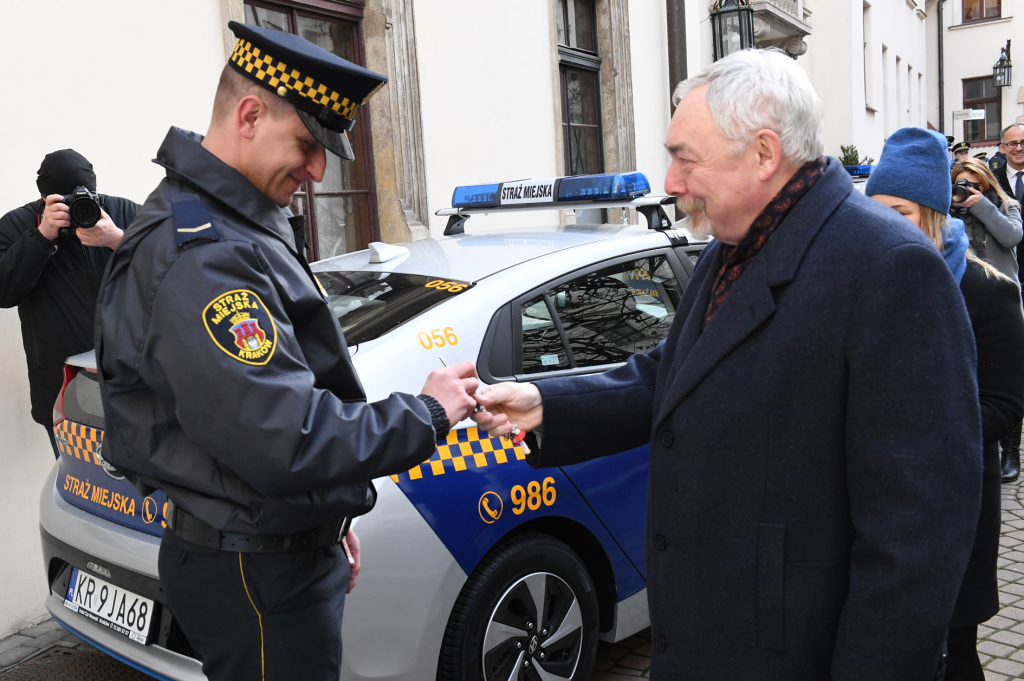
left=452, top=183, right=500, bottom=208
left=557, top=172, right=650, bottom=201
left=451, top=172, right=652, bottom=209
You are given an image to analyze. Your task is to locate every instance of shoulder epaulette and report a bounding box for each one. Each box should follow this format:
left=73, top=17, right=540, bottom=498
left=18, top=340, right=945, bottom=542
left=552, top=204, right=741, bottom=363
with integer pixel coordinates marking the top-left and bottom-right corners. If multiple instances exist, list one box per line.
left=172, top=198, right=220, bottom=248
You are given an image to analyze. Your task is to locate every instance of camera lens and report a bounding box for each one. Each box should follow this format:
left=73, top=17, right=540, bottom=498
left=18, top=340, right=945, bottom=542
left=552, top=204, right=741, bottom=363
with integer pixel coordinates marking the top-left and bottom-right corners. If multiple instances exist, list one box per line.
left=69, top=195, right=100, bottom=229
left=951, top=186, right=969, bottom=204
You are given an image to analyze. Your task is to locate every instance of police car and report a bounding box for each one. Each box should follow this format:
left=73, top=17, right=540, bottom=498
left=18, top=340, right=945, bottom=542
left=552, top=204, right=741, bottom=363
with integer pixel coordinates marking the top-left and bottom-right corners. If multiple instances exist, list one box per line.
left=39, top=172, right=707, bottom=681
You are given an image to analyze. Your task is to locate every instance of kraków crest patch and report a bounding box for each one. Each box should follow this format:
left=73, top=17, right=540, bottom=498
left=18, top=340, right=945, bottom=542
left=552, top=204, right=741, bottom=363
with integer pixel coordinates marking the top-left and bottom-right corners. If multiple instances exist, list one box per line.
left=203, top=289, right=277, bottom=365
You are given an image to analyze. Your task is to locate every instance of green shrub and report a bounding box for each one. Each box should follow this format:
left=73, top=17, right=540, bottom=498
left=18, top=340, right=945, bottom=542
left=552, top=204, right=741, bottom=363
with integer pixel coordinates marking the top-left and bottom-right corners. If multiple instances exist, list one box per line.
left=839, top=144, right=874, bottom=166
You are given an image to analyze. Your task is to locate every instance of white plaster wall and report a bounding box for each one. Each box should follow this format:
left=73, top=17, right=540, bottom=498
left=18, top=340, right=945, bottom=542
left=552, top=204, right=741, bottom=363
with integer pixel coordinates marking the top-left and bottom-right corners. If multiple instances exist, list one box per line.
left=414, top=0, right=559, bottom=235
left=807, top=0, right=928, bottom=163
left=0, top=0, right=225, bottom=638
left=629, top=3, right=672, bottom=194
left=937, top=0, right=1022, bottom=157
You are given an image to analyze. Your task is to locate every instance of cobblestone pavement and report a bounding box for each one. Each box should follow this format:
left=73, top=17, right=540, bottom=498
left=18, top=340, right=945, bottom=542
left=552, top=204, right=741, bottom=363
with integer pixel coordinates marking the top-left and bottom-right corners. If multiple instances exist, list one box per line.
left=9, top=484, right=1024, bottom=681
left=0, top=618, right=147, bottom=679
left=976, top=478, right=1024, bottom=679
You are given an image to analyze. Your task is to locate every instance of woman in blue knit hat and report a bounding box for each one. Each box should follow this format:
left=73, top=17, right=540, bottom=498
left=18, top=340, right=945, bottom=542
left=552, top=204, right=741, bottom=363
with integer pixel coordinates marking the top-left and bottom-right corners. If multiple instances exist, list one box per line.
left=867, top=126, right=1024, bottom=679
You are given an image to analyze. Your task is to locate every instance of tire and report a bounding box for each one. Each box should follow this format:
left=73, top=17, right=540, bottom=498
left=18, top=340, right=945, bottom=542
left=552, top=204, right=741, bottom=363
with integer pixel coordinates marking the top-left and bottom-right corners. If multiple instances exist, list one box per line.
left=437, top=532, right=600, bottom=681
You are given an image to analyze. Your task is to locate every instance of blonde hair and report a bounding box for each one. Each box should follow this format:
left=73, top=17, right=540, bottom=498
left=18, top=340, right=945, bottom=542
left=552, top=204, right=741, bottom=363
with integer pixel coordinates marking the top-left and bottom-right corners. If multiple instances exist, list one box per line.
left=919, top=205, right=1002, bottom=278
left=952, top=157, right=1020, bottom=212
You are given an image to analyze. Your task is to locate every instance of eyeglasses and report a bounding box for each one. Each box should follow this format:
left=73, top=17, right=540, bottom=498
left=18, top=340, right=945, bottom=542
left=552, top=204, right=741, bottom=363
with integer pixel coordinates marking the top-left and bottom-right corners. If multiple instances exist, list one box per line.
left=1003, top=141, right=1024, bottom=149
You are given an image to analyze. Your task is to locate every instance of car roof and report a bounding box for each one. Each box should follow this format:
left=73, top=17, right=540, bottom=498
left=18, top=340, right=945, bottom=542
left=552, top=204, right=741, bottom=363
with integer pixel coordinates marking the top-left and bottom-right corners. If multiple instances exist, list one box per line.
left=310, top=224, right=668, bottom=283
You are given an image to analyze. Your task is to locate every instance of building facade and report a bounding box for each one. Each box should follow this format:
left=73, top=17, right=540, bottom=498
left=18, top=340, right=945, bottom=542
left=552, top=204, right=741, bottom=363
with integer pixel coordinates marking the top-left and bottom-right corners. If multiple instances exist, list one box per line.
left=805, top=0, right=930, bottom=163
left=927, top=0, right=1023, bottom=158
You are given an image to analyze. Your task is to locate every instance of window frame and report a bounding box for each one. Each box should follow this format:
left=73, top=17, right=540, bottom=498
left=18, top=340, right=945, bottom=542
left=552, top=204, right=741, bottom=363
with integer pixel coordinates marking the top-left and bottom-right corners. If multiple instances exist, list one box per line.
left=555, top=0, right=605, bottom=178
left=475, top=248, right=692, bottom=384
left=961, top=0, right=1000, bottom=23
left=962, top=76, right=1002, bottom=146
left=243, top=0, right=381, bottom=260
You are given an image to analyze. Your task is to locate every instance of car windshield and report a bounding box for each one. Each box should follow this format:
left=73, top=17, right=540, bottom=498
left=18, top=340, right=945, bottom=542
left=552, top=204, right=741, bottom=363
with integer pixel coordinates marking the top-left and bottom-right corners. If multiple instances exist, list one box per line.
left=316, top=271, right=472, bottom=346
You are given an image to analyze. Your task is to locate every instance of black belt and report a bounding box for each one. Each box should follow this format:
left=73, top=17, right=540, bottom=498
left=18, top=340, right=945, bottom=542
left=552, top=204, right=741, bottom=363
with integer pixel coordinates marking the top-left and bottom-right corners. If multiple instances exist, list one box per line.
left=166, top=500, right=350, bottom=554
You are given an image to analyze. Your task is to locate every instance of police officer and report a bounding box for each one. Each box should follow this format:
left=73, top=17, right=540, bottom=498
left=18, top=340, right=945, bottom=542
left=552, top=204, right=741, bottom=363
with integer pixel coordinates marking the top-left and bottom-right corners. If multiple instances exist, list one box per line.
left=952, top=140, right=971, bottom=164
left=96, top=22, right=479, bottom=681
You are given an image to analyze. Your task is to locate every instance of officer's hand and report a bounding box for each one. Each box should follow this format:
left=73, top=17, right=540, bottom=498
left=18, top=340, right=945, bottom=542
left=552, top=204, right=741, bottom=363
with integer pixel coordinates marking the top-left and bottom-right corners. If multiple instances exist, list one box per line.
left=342, top=529, right=360, bottom=594
left=472, top=382, right=543, bottom=436
left=38, top=195, right=70, bottom=241
left=421, top=361, right=479, bottom=427
left=77, top=209, right=124, bottom=250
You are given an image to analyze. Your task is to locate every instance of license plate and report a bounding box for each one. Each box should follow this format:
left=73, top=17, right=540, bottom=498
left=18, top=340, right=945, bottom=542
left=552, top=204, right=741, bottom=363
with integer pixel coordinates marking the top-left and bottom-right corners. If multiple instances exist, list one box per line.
left=64, top=567, right=154, bottom=644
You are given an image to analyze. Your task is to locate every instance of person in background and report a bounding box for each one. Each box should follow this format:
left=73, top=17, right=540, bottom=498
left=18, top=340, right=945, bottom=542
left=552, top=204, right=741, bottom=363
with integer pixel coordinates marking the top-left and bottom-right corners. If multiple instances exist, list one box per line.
left=0, top=150, right=137, bottom=458
left=951, top=157, right=1022, bottom=285
left=868, top=126, right=1024, bottom=681
left=997, top=124, right=1024, bottom=204
left=953, top=141, right=971, bottom=164
left=951, top=156, right=1024, bottom=482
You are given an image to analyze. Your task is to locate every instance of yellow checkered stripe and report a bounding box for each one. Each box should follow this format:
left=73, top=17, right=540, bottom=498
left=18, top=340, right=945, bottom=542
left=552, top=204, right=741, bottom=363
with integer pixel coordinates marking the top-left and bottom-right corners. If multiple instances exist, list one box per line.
left=230, top=39, right=359, bottom=121
left=54, top=420, right=103, bottom=466
left=390, top=427, right=527, bottom=483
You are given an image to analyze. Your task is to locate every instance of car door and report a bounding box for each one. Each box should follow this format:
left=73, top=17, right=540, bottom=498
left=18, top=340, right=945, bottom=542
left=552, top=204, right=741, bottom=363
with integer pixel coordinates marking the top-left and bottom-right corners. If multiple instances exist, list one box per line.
left=478, top=248, right=692, bottom=579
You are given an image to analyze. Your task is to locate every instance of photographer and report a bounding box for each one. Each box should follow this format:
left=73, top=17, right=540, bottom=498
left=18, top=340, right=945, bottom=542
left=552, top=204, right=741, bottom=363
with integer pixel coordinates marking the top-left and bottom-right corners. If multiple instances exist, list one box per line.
left=0, top=150, right=138, bottom=458
left=951, top=157, right=1022, bottom=285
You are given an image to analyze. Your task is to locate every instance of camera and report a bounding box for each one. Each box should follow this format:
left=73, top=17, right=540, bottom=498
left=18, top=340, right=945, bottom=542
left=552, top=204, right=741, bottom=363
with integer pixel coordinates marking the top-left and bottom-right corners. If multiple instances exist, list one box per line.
left=58, top=186, right=103, bottom=237
left=951, top=179, right=980, bottom=206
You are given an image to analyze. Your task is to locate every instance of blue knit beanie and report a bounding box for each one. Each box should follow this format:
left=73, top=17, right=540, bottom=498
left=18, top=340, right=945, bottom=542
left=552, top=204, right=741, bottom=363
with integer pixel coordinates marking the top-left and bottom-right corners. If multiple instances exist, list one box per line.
left=865, top=127, right=952, bottom=215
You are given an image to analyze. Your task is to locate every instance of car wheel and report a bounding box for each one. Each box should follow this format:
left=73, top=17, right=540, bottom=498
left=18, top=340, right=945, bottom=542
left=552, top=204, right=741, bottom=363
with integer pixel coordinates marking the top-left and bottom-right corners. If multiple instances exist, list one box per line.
left=437, top=532, right=599, bottom=681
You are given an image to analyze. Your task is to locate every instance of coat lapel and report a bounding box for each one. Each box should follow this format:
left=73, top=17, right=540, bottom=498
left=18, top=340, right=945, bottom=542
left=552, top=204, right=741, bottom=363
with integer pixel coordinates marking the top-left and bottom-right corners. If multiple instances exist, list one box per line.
left=653, top=158, right=853, bottom=429
left=655, top=252, right=775, bottom=428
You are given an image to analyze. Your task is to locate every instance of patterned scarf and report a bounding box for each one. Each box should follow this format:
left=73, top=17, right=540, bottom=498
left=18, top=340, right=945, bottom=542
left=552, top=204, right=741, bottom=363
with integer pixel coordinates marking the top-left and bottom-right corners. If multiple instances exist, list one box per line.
left=704, top=158, right=827, bottom=329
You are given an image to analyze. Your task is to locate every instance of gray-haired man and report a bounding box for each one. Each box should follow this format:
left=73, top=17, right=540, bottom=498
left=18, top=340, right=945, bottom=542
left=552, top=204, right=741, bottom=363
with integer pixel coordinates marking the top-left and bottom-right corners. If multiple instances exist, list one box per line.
left=475, top=49, right=980, bottom=680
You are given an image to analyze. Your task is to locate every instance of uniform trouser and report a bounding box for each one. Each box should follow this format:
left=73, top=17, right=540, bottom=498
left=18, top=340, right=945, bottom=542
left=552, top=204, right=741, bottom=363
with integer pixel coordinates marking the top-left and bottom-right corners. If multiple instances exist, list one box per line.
left=159, top=527, right=349, bottom=681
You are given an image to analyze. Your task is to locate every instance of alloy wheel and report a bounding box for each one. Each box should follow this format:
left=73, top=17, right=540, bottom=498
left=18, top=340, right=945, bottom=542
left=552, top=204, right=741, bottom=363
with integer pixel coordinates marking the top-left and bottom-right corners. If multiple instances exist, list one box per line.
left=481, top=571, right=584, bottom=681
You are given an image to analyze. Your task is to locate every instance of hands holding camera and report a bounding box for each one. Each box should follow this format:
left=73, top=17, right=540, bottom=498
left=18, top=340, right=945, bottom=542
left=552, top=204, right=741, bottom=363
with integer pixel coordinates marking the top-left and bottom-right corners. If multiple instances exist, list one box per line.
left=38, top=194, right=123, bottom=249
left=952, top=184, right=984, bottom=209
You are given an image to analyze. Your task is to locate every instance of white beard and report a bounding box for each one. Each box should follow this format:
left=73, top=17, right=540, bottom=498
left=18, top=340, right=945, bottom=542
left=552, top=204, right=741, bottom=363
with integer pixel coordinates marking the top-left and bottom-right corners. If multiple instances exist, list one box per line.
left=677, top=198, right=714, bottom=239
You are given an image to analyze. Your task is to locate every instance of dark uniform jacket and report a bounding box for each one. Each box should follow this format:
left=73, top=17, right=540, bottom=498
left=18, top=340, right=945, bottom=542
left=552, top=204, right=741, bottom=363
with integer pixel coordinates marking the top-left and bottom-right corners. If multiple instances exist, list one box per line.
left=529, top=159, right=982, bottom=680
left=0, top=197, right=138, bottom=425
left=952, top=260, right=1024, bottom=628
left=96, top=127, right=438, bottom=536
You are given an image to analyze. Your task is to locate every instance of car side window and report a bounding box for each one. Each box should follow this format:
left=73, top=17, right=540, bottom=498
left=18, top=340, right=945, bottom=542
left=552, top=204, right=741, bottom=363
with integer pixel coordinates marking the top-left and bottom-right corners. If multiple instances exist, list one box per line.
left=521, top=255, right=682, bottom=373
left=521, top=297, right=571, bottom=374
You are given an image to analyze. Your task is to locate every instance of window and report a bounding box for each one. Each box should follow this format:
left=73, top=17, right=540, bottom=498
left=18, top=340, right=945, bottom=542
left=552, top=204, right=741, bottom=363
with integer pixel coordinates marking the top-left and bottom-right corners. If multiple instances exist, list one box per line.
left=963, top=77, right=1002, bottom=144
left=962, top=0, right=1000, bottom=22
left=316, top=271, right=472, bottom=346
left=862, top=2, right=874, bottom=110
left=556, top=0, right=603, bottom=176
left=882, top=45, right=891, bottom=135
left=521, top=256, right=683, bottom=374
left=244, top=2, right=379, bottom=261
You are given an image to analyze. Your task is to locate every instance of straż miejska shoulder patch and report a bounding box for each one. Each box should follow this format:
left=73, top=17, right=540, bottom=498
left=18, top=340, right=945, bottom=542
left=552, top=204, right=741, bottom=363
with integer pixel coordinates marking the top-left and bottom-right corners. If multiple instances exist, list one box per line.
left=203, top=289, right=277, bottom=365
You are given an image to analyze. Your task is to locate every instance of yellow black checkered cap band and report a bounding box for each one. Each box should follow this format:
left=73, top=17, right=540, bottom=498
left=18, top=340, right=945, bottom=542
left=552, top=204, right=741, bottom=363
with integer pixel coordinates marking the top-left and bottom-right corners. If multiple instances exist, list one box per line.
left=230, top=39, right=361, bottom=130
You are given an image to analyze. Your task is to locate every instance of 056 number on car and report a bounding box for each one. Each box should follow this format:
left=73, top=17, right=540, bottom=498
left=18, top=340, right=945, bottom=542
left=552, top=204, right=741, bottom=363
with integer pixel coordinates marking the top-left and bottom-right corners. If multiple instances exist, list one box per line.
left=418, top=327, right=459, bottom=349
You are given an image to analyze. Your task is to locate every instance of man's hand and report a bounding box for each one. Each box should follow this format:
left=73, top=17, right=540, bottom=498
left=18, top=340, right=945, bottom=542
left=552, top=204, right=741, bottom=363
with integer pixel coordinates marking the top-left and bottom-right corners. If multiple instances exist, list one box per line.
left=38, top=195, right=69, bottom=241
left=472, top=382, right=543, bottom=436
left=77, top=209, right=123, bottom=250
left=342, top=528, right=360, bottom=594
left=420, top=361, right=479, bottom=427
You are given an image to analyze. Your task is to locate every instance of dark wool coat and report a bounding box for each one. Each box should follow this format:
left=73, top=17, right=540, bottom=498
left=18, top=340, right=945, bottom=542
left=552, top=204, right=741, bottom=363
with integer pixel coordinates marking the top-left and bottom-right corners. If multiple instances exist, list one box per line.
left=529, top=159, right=983, bottom=680
left=0, top=196, right=138, bottom=424
left=951, top=260, right=1024, bottom=628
